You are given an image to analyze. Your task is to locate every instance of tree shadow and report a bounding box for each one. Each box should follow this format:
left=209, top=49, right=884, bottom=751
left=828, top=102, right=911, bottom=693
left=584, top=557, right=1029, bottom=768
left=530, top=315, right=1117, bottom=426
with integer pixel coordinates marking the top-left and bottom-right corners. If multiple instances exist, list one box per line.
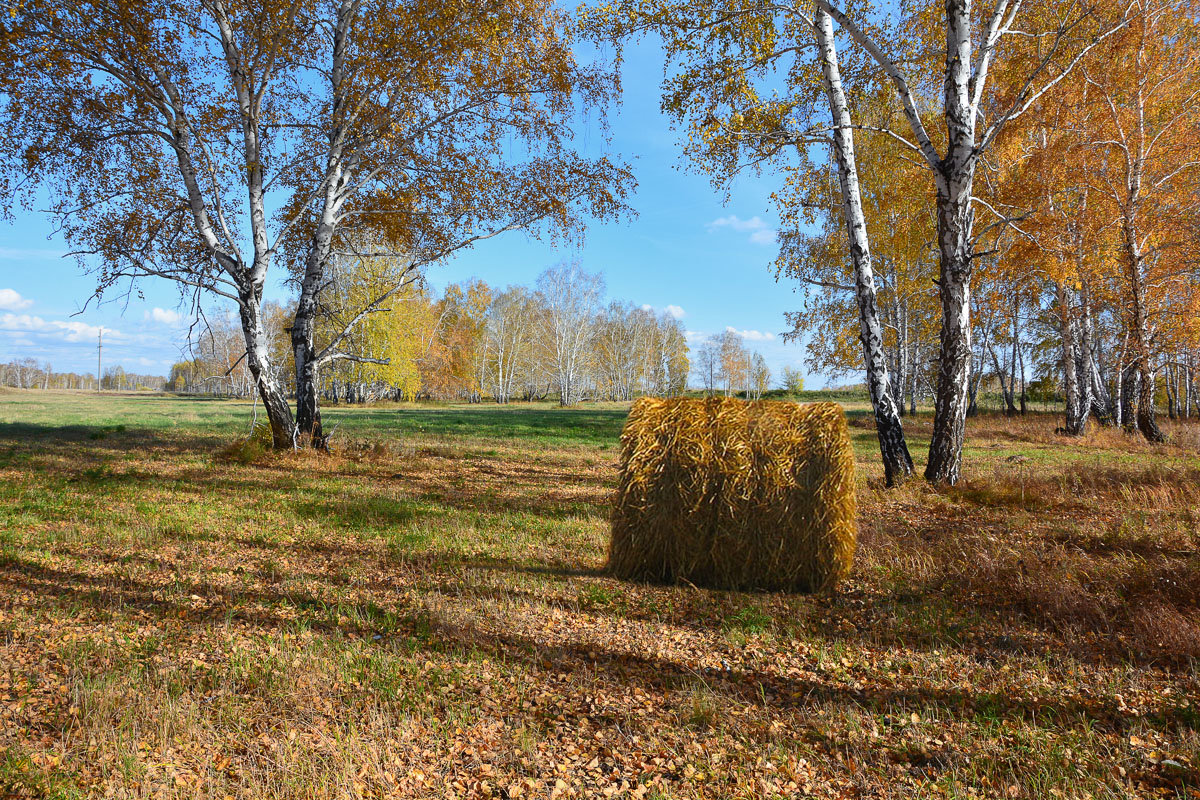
left=0, top=553, right=1191, bottom=745
left=3, top=410, right=1195, bottom=674
left=0, top=421, right=223, bottom=453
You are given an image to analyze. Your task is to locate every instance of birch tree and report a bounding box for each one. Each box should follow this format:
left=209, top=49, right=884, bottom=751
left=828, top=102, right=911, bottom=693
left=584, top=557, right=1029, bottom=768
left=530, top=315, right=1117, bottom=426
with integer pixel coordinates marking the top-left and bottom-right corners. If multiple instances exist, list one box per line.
left=536, top=262, right=604, bottom=406
left=1075, top=0, right=1200, bottom=441
left=586, top=0, right=916, bottom=484
left=694, top=340, right=719, bottom=396
left=277, top=0, right=631, bottom=444
left=813, top=0, right=1132, bottom=482
left=1, top=0, right=307, bottom=445
left=1, top=0, right=631, bottom=448
left=485, top=287, right=537, bottom=404
left=749, top=353, right=771, bottom=400
left=811, top=8, right=914, bottom=483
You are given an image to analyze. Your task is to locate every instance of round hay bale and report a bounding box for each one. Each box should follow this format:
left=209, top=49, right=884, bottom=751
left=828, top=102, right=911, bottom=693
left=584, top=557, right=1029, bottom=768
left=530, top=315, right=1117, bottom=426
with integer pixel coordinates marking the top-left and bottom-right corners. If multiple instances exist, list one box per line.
left=608, top=397, right=857, bottom=592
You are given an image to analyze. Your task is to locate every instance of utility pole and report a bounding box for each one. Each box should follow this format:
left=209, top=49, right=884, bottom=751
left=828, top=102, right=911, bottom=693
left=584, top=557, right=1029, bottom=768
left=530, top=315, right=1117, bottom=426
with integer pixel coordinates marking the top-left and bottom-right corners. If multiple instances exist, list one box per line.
left=96, top=329, right=102, bottom=393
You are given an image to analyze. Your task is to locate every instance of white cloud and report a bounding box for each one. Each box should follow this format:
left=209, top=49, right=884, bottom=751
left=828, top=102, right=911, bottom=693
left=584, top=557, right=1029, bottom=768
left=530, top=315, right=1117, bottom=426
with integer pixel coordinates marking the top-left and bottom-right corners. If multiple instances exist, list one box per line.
left=707, top=215, right=778, bottom=247
left=641, top=303, right=686, bottom=319
left=748, top=229, right=777, bottom=246
left=685, top=330, right=707, bottom=342
left=0, top=313, right=121, bottom=343
left=0, top=247, right=66, bottom=261
left=145, top=307, right=184, bottom=325
left=708, top=215, right=767, bottom=233
left=0, top=289, right=33, bottom=311
left=726, top=325, right=775, bottom=342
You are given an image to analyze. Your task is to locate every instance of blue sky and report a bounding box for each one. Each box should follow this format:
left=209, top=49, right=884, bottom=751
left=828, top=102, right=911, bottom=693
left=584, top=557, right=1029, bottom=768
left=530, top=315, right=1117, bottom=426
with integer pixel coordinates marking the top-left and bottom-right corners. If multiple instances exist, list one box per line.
left=0, top=37, right=818, bottom=386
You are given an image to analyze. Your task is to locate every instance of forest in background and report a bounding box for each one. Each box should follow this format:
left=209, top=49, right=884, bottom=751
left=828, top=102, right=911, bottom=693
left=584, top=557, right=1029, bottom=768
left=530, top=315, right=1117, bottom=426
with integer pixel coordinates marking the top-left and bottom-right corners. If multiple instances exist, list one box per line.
left=2, top=0, right=1198, bottom=470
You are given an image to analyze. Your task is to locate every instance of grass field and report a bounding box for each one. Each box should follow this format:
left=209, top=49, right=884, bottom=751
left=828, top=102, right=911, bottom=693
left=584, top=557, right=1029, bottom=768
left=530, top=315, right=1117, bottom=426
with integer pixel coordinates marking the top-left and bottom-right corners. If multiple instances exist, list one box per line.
left=0, top=390, right=1198, bottom=799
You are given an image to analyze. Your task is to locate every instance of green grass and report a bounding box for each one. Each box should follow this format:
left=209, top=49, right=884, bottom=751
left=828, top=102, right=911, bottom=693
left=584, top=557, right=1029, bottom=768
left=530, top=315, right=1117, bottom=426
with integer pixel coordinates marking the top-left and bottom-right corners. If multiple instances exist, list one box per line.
left=0, top=389, right=1196, bottom=799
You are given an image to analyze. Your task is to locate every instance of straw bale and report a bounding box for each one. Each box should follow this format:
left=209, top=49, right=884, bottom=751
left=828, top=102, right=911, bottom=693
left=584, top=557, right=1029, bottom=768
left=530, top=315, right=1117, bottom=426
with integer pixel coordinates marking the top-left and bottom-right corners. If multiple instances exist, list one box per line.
left=608, top=397, right=857, bottom=592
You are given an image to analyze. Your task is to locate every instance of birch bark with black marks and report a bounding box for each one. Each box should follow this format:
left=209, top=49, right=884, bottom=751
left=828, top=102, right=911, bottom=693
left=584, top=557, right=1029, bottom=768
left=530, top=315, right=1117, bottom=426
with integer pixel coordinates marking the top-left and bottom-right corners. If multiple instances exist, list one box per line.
left=1123, top=216, right=1165, bottom=442
left=814, top=8, right=913, bottom=486
left=816, top=0, right=1129, bottom=483
left=1055, top=281, right=1089, bottom=434
left=1120, top=360, right=1139, bottom=432
left=923, top=0, right=977, bottom=484
left=1076, top=276, right=1097, bottom=425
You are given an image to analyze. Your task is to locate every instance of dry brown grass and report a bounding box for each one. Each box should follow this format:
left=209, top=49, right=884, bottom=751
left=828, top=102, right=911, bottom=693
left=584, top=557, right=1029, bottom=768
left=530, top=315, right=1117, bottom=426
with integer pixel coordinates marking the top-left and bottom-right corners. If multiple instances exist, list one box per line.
left=609, top=397, right=856, bottom=592
left=852, top=413, right=1200, bottom=664
left=1, top=395, right=1198, bottom=799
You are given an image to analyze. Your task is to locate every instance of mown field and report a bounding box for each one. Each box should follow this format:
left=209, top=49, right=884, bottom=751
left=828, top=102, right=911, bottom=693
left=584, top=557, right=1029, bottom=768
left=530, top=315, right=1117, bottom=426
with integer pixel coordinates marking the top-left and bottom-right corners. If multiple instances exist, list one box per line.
left=0, top=390, right=1198, bottom=799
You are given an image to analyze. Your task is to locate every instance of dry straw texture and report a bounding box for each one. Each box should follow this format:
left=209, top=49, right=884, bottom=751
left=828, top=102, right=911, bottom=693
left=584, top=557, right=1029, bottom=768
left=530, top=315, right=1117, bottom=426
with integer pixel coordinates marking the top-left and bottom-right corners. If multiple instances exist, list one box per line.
left=609, top=397, right=857, bottom=592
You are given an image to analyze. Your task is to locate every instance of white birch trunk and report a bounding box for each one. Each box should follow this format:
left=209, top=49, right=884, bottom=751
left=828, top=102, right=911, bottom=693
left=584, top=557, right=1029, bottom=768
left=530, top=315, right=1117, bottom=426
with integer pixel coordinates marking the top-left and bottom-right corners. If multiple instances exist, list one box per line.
left=814, top=9, right=913, bottom=485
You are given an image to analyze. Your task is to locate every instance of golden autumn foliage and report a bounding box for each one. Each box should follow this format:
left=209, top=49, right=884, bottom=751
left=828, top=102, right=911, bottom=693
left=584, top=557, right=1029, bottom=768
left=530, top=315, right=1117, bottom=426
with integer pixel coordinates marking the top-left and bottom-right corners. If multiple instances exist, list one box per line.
left=0, top=0, right=633, bottom=445
left=420, top=281, right=493, bottom=402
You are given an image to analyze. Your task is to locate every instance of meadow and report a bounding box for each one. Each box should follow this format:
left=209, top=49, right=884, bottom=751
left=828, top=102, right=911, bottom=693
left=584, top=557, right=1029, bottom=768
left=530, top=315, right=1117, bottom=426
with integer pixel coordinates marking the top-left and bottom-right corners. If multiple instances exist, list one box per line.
left=0, top=390, right=1197, bottom=799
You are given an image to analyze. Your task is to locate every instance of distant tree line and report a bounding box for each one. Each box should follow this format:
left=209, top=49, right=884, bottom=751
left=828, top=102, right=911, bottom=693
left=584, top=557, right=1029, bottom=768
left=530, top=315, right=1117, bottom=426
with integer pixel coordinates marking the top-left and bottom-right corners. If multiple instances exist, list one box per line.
left=0, top=358, right=165, bottom=391
left=693, top=330, right=774, bottom=400
left=170, top=262, right=692, bottom=406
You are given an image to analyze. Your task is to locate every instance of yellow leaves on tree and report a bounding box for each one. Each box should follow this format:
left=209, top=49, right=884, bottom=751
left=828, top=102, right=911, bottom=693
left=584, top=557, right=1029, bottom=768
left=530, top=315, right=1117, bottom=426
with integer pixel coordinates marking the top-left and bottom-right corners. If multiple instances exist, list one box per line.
left=319, top=255, right=436, bottom=401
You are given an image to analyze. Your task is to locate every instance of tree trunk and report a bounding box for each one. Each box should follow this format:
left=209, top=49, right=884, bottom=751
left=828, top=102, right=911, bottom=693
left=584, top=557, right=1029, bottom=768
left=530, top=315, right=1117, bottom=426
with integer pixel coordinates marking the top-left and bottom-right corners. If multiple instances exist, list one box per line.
left=908, top=341, right=918, bottom=415
left=1120, top=360, right=1138, bottom=433
left=989, top=344, right=1016, bottom=416
left=1137, top=364, right=1161, bottom=440
left=291, top=184, right=343, bottom=448
left=924, top=157, right=975, bottom=482
left=1056, top=281, right=1085, bottom=435
left=237, top=286, right=295, bottom=448
left=1009, top=306, right=1024, bottom=416
left=815, top=7, right=913, bottom=486
left=292, top=297, right=324, bottom=448
left=1077, top=281, right=1099, bottom=424
left=896, top=302, right=908, bottom=417
left=1186, top=361, right=1193, bottom=419
left=968, top=315, right=990, bottom=419
left=1125, top=234, right=1164, bottom=442
left=1018, top=343, right=1028, bottom=415
left=1166, top=364, right=1178, bottom=420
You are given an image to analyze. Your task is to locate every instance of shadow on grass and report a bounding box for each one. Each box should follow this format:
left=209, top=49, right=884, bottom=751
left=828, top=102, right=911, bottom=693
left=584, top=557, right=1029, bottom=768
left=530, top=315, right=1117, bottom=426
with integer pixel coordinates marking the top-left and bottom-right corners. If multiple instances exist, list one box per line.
left=1, top=553, right=1194, bottom=749
left=327, top=405, right=628, bottom=447
left=0, top=421, right=225, bottom=453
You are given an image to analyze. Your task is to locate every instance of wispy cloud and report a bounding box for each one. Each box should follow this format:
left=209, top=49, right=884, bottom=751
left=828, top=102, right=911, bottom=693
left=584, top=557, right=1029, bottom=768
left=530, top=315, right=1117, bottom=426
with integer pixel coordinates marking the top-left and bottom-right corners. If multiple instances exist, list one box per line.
left=0, top=247, right=66, bottom=261
left=748, top=229, right=777, bottom=246
left=145, top=307, right=184, bottom=326
left=708, top=215, right=767, bottom=233
left=0, top=313, right=121, bottom=344
left=0, top=289, right=33, bottom=311
left=726, top=325, right=775, bottom=342
left=640, top=303, right=686, bottom=320
left=707, top=215, right=778, bottom=247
